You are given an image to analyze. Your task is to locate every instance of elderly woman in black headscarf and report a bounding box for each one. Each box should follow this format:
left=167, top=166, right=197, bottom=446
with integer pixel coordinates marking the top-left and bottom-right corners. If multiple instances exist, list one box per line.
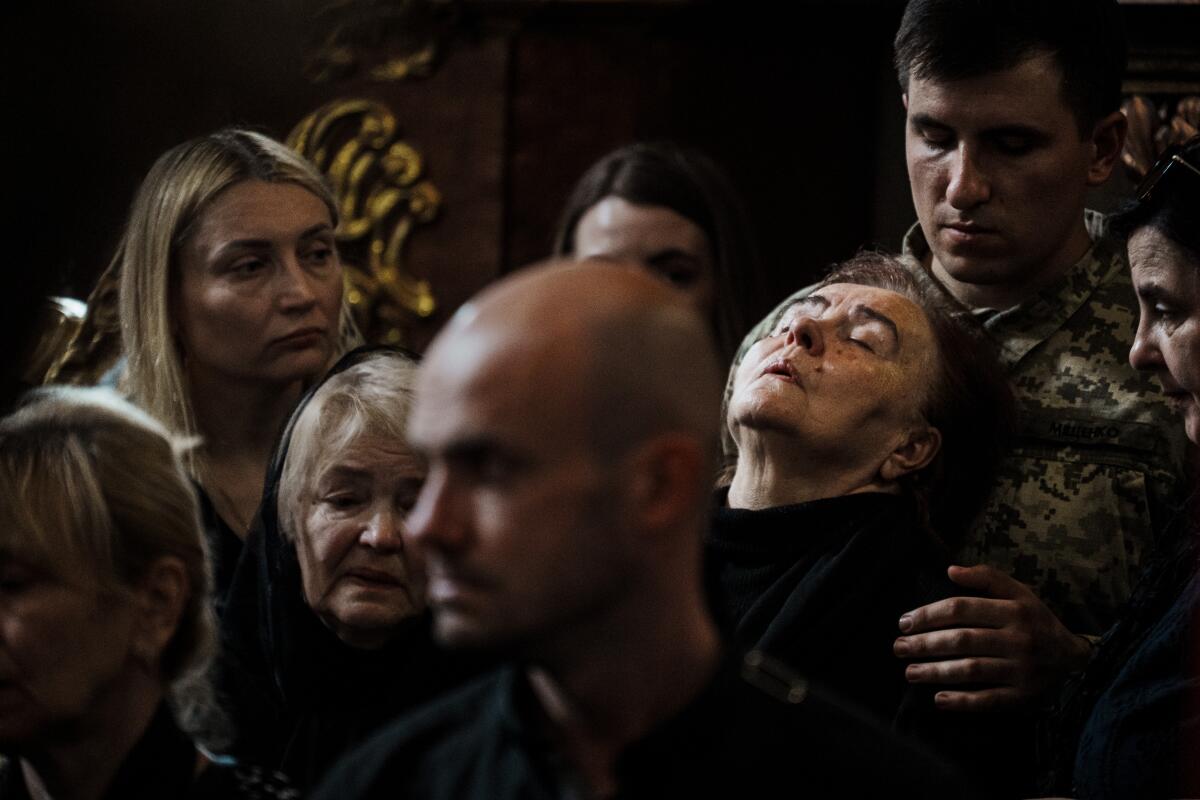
left=219, top=347, right=476, bottom=789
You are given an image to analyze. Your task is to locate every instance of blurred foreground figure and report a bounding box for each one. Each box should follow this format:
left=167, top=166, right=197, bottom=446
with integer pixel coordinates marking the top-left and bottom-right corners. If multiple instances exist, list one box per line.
left=0, top=388, right=293, bottom=798
left=313, top=262, right=978, bottom=799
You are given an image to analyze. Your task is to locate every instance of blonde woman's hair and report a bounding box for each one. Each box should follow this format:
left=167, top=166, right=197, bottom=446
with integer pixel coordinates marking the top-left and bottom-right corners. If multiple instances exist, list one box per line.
left=0, top=386, right=215, bottom=698
left=277, top=349, right=422, bottom=544
left=116, top=128, right=357, bottom=475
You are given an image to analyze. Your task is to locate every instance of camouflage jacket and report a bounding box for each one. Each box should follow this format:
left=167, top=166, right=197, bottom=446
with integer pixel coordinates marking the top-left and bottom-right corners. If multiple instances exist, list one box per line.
left=721, top=213, right=1190, bottom=635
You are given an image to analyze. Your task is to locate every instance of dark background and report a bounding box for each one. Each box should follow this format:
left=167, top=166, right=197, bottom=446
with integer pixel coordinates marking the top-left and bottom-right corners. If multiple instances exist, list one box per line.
left=6, top=0, right=1198, bottom=397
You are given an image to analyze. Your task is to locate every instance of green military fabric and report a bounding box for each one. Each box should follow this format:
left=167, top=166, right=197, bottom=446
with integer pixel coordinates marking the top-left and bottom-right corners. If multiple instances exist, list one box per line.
left=720, top=212, right=1190, bottom=636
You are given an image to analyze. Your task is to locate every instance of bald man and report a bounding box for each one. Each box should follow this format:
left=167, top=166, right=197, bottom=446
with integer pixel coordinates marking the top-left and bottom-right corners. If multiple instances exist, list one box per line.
left=312, top=261, right=977, bottom=799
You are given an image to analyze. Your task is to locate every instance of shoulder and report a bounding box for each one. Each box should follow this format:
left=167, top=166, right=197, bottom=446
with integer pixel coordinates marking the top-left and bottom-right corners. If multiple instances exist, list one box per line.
left=309, top=669, right=510, bottom=800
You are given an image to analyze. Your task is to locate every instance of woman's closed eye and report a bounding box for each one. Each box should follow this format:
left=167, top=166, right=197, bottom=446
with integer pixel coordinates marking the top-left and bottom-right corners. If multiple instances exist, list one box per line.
left=321, top=492, right=365, bottom=511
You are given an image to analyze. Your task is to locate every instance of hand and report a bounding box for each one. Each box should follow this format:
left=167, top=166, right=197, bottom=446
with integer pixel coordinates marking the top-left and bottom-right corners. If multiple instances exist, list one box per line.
left=892, top=564, right=1092, bottom=711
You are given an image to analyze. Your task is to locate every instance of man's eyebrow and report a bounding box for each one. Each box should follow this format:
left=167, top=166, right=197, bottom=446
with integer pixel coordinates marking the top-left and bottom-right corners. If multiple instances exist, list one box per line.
left=909, top=113, right=951, bottom=130
left=1134, top=282, right=1169, bottom=304
left=983, top=124, right=1049, bottom=142
left=645, top=249, right=703, bottom=267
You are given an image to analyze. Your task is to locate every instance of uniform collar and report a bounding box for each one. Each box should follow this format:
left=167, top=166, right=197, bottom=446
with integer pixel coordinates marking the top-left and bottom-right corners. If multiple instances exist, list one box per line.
left=900, top=211, right=1122, bottom=368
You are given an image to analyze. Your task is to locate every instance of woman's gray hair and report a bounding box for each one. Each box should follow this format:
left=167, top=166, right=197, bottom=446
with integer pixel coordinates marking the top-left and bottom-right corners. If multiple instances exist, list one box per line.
left=277, top=350, right=422, bottom=544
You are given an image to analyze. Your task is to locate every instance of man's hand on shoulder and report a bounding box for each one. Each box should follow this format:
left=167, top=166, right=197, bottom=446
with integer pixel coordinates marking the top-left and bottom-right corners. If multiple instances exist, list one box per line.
left=892, top=564, right=1092, bottom=712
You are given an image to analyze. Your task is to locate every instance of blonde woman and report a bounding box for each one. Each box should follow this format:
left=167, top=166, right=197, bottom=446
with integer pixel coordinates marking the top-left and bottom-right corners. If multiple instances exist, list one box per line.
left=0, top=387, right=293, bottom=798
left=117, top=129, right=358, bottom=609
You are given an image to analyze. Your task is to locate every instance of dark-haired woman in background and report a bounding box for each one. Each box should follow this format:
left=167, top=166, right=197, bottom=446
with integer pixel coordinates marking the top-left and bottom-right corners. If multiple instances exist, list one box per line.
left=1050, top=137, right=1200, bottom=800
left=555, top=142, right=766, bottom=365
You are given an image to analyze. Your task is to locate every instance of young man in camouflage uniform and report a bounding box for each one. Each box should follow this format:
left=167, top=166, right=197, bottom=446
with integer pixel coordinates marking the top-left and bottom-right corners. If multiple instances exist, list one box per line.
left=723, top=0, right=1190, bottom=710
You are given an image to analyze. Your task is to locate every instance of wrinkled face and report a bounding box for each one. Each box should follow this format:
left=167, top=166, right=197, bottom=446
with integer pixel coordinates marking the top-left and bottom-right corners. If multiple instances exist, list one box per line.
left=729, top=283, right=938, bottom=469
left=295, top=434, right=428, bottom=649
left=573, top=196, right=716, bottom=318
left=905, top=53, right=1103, bottom=297
left=1128, top=227, right=1200, bottom=445
left=0, top=557, right=137, bottom=747
left=175, top=180, right=344, bottom=389
left=405, top=329, right=627, bottom=653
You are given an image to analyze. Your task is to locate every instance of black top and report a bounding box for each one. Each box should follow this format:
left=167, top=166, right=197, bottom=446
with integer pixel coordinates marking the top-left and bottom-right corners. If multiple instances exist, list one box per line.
left=0, top=704, right=295, bottom=800
left=311, top=656, right=982, bottom=800
left=706, top=491, right=1035, bottom=796
left=217, top=347, right=482, bottom=790
left=195, top=481, right=244, bottom=619
left=706, top=491, right=951, bottom=722
left=1050, top=522, right=1200, bottom=798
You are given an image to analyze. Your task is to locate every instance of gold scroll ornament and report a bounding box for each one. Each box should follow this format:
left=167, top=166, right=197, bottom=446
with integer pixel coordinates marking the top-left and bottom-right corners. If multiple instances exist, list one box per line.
left=288, top=99, right=440, bottom=344
left=1122, top=95, right=1199, bottom=180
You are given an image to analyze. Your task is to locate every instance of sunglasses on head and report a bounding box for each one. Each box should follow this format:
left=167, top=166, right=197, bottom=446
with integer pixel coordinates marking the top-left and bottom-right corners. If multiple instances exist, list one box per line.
left=1134, top=137, right=1200, bottom=205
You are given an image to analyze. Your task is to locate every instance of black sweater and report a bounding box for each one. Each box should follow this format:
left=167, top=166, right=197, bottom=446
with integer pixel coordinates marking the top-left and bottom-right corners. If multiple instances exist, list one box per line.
left=706, top=490, right=1034, bottom=796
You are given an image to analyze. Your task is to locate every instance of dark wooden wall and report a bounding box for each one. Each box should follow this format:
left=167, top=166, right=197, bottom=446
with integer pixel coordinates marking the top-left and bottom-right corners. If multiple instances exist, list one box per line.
left=7, top=0, right=1198, bottom=374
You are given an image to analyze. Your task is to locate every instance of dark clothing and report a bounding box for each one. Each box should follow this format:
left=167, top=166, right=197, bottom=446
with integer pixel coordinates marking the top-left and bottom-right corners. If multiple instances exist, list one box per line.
left=220, top=521, right=472, bottom=790
left=0, top=704, right=295, bottom=800
left=195, top=481, right=243, bottom=619
left=706, top=491, right=1035, bottom=795
left=217, top=348, right=480, bottom=790
left=312, top=658, right=982, bottom=800
left=1050, top=520, right=1200, bottom=799
left=707, top=492, right=949, bottom=722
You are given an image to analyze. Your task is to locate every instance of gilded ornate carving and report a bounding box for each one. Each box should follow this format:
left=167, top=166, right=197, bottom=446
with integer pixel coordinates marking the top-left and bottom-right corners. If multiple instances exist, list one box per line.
left=288, top=98, right=440, bottom=345
left=41, top=268, right=121, bottom=386
left=1122, top=94, right=1200, bottom=180
left=303, top=0, right=460, bottom=85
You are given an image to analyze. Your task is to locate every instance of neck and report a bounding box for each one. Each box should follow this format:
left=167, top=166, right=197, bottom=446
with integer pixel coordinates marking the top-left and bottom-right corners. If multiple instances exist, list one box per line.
left=928, top=218, right=1093, bottom=310
left=18, top=675, right=166, bottom=800
left=526, top=556, right=721, bottom=795
left=189, top=370, right=303, bottom=459
left=727, top=430, right=893, bottom=510
left=189, top=370, right=304, bottom=537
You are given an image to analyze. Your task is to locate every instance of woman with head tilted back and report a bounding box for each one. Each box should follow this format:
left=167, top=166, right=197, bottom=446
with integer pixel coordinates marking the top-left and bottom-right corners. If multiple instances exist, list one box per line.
left=117, top=129, right=355, bottom=612
left=1051, top=137, right=1200, bottom=800
left=220, top=347, right=477, bottom=789
left=707, top=252, right=1018, bottom=783
left=0, top=388, right=293, bottom=799
left=555, top=142, right=765, bottom=365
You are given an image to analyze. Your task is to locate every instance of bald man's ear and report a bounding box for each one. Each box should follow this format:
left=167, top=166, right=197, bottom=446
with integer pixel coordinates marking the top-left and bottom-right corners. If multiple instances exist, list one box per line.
left=879, top=426, right=941, bottom=484
left=623, top=434, right=708, bottom=535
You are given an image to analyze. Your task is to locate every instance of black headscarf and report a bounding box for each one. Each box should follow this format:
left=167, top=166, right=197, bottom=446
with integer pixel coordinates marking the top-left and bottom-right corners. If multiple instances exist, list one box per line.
left=216, top=345, right=480, bottom=790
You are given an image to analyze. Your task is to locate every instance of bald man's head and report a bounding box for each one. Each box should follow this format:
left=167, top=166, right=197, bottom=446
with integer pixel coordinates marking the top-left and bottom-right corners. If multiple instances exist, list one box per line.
left=405, top=261, right=723, bottom=650
left=426, top=260, right=722, bottom=469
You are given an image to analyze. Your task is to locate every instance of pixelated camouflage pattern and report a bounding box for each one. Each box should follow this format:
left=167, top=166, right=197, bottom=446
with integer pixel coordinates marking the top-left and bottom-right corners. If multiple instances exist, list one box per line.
left=721, top=212, right=1190, bottom=635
